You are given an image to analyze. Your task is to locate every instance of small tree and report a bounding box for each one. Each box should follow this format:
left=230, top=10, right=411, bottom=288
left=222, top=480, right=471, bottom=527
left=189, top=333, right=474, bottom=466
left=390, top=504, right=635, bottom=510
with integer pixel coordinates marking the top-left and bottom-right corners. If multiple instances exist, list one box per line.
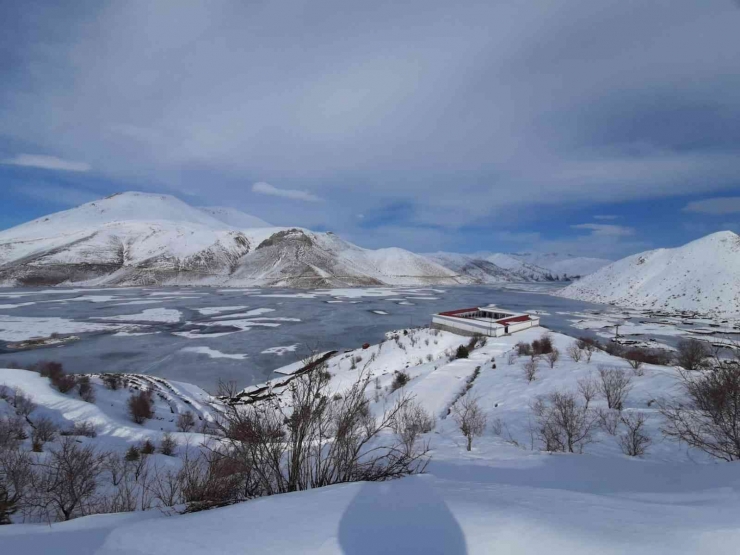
left=516, top=342, right=532, bottom=357
left=577, top=376, right=598, bottom=409
left=624, top=349, right=646, bottom=371
left=582, top=343, right=596, bottom=363
left=140, top=439, right=156, bottom=455
left=676, top=339, right=710, bottom=371
left=567, top=342, right=583, bottom=363
left=523, top=358, right=538, bottom=382
left=452, top=395, right=486, bottom=451
left=455, top=345, right=470, bottom=359
left=127, top=391, right=154, bottom=424
left=618, top=412, right=651, bottom=457
left=532, top=391, right=597, bottom=453
left=545, top=348, right=560, bottom=369
left=160, top=432, right=177, bottom=456
left=391, top=371, right=410, bottom=392
left=12, top=390, right=36, bottom=418
left=102, top=374, right=122, bottom=390
left=31, top=416, right=57, bottom=451
left=660, top=365, right=740, bottom=461
left=76, top=376, right=96, bottom=404
left=0, top=448, right=32, bottom=524
left=597, top=366, right=632, bottom=410
left=177, top=411, right=196, bottom=432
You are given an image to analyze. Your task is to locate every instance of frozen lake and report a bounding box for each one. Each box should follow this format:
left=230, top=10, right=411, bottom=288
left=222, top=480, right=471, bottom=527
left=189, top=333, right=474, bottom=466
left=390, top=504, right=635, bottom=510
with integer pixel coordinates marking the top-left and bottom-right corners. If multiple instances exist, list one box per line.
left=0, top=284, right=615, bottom=392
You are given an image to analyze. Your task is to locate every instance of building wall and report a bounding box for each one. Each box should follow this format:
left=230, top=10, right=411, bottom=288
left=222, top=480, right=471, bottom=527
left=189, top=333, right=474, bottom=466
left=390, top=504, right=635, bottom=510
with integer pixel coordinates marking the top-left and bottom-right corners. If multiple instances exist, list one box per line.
left=431, top=314, right=540, bottom=337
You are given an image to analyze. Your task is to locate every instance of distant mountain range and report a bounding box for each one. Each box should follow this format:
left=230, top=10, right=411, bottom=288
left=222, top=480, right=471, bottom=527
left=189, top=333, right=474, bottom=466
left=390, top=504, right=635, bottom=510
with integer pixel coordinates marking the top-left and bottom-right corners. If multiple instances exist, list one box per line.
left=558, top=231, right=740, bottom=317
left=0, top=192, right=608, bottom=288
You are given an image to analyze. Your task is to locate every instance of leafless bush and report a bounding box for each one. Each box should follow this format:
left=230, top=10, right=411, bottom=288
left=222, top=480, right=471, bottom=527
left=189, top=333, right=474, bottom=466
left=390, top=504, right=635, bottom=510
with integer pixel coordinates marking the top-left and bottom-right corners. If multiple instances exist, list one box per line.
left=127, top=390, right=155, bottom=424
left=28, top=437, right=105, bottom=521
left=582, top=343, right=596, bottom=363
left=177, top=411, right=196, bottom=432
left=125, top=445, right=140, bottom=461
left=516, top=342, right=532, bottom=357
left=76, top=376, right=96, bottom=403
left=0, top=448, right=32, bottom=524
left=676, top=339, right=710, bottom=371
left=12, top=389, right=36, bottom=417
left=159, top=433, right=177, bottom=456
left=523, top=358, right=538, bottom=382
left=567, top=342, right=583, bottom=362
left=618, top=412, right=651, bottom=456
left=0, top=384, right=10, bottom=401
left=140, top=439, right=156, bottom=455
left=532, top=391, right=597, bottom=453
left=577, top=376, right=598, bottom=409
left=218, top=360, right=430, bottom=499
left=532, top=334, right=553, bottom=355
left=597, top=366, right=632, bottom=410
left=392, top=398, right=435, bottom=451
left=102, top=374, right=123, bottom=390
left=545, top=348, right=560, bottom=368
left=660, top=365, right=740, bottom=461
left=217, top=379, right=239, bottom=399
left=179, top=448, right=246, bottom=512
left=624, top=349, right=645, bottom=370
left=60, top=421, right=97, bottom=438
left=596, top=407, right=620, bottom=435
left=391, top=371, right=410, bottom=392
left=0, top=415, right=27, bottom=448
left=452, top=395, right=487, bottom=451
left=30, top=417, right=57, bottom=451
left=35, top=362, right=76, bottom=394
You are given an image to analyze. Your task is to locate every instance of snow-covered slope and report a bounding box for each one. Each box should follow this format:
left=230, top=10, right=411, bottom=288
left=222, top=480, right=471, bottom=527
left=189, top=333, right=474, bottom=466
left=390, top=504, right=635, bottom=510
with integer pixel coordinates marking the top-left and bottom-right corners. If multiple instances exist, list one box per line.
left=480, top=253, right=558, bottom=281
left=198, top=206, right=272, bottom=228
left=558, top=231, right=740, bottom=316
left=0, top=192, right=466, bottom=287
left=509, top=252, right=610, bottom=278
left=424, top=252, right=525, bottom=283
left=3, top=327, right=738, bottom=552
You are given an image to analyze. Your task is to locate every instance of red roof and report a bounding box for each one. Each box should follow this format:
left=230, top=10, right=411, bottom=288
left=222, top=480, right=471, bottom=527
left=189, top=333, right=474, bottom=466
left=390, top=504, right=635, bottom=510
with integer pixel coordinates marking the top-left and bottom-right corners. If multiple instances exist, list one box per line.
left=496, top=315, right=531, bottom=325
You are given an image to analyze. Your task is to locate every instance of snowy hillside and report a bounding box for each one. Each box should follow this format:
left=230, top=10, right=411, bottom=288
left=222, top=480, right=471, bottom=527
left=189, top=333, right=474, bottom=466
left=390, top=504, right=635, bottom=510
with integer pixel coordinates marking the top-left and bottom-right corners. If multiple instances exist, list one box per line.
left=510, top=252, right=610, bottom=278
left=558, top=231, right=740, bottom=316
left=2, top=326, right=738, bottom=552
left=424, top=252, right=525, bottom=283
left=481, top=253, right=558, bottom=281
left=0, top=192, right=466, bottom=288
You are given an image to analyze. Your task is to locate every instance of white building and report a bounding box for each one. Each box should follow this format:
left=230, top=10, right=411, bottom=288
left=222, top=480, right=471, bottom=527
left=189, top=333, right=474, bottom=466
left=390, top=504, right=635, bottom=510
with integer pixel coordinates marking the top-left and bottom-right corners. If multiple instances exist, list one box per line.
left=431, top=305, right=540, bottom=337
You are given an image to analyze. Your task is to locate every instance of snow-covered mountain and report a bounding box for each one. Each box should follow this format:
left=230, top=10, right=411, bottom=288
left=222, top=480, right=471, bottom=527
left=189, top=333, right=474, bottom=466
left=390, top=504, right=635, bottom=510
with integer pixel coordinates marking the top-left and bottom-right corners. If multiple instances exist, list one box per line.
left=198, top=206, right=272, bottom=228
left=0, top=192, right=464, bottom=287
left=479, top=253, right=559, bottom=281
left=507, top=252, right=610, bottom=278
left=558, top=231, right=740, bottom=316
left=424, top=252, right=525, bottom=283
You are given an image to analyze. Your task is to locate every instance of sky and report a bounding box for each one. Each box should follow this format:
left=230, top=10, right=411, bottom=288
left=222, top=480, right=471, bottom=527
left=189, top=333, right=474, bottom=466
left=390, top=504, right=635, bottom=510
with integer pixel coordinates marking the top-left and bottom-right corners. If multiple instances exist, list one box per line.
left=1, top=0, right=739, bottom=260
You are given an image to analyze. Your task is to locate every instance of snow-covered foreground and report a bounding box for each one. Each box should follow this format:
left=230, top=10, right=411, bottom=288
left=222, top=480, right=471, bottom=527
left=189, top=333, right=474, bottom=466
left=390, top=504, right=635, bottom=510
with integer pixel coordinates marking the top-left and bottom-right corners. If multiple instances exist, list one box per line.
left=2, top=327, right=740, bottom=553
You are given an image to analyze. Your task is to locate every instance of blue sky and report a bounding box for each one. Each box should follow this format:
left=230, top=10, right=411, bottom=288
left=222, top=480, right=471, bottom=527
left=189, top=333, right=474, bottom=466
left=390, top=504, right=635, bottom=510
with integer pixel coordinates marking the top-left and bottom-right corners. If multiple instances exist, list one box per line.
left=1, top=0, right=739, bottom=259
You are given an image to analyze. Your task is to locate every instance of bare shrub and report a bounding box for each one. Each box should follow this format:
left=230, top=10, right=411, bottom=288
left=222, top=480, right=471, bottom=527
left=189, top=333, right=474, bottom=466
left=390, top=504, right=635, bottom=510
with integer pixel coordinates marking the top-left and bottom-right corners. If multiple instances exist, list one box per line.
left=125, top=446, right=140, bottom=461
left=0, top=415, right=27, bottom=448
left=577, top=376, right=598, bottom=409
left=177, top=411, right=196, bottom=432
left=604, top=341, right=624, bottom=357
left=12, top=389, right=36, bottom=417
left=392, top=398, right=435, bottom=451
left=0, top=448, right=32, bottom=524
left=217, top=379, right=239, bottom=399
left=567, top=342, right=583, bottom=362
left=60, top=421, right=97, bottom=438
left=582, top=343, right=596, bottom=363
left=28, top=438, right=105, bottom=521
left=390, top=371, right=410, bottom=392
left=452, top=395, right=487, bottom=451
left=545, top=348, right=560, bottom=369
left=523, top=358, right=538, bottom=382
left=127, top=390, right=154, bottom=424
left=597, top=366, right=632, bottom=410
left=531, top=334, right=553, bottom=355
left=76, top=376, right=96, bottom=404
left=532, top=391, right=597, bottom=453
left=102, top=374, right=122, bottom=390
left=660, top=365, right=740, bottom=461
left=35, top=362, right=76, bottom=394
left=159, top=432, right=177, bottom=456
left=217, top=361, right=430, bottom=499
left=577, top=336, right=602, bottom=351
left=178, top=448, right=245, bottom=512
left=596, top=407, right=620, bottom=435
left=618, top=412, right=651, bottom=456
left=30, top=417, right=57, bottom=451
left=140, top=439, right=156, bottom=455
left=676, top=339, right=710, bottom=371
left=0, top=385, right=10, bottom=401
left=455, top=345, right=470, bottom=359
left=516, top=342, right=532, bottom=357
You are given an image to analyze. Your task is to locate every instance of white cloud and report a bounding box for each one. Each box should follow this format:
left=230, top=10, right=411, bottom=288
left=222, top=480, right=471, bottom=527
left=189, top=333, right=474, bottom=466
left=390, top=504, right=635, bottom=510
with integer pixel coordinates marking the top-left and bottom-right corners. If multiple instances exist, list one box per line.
left=252, top=182, right=322, bottom=202
left=593, top=215, right=618, bottom=220
left=2, top=154, right=91, bottom=172
left=683, top=197, right=740, bottom=215
left=571, top=223, right=635, bottom=237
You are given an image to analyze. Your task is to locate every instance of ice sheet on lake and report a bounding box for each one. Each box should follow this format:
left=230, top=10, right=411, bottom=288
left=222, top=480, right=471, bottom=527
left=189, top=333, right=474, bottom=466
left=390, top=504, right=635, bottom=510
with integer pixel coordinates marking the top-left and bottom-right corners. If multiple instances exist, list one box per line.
left=213, top=308, right=275, bottom=319
left=180, top=346, right=248, bottom=360
left=261, top=344, right=300, bottom=356
left=93, top=308, right=182, bottom=323
left=0, top=315, right=128, bottom=341
left=196, top=306, right=249, bottom=315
